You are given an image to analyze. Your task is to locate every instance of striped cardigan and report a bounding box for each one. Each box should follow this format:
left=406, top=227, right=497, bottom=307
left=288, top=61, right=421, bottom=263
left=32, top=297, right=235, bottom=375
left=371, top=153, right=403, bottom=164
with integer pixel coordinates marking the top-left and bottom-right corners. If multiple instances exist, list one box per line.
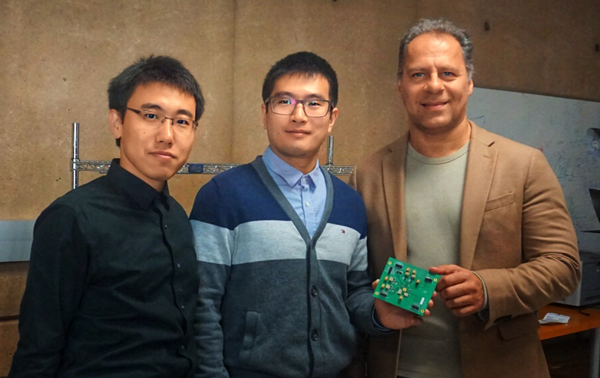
left=190, top=157, right=382, bottom=378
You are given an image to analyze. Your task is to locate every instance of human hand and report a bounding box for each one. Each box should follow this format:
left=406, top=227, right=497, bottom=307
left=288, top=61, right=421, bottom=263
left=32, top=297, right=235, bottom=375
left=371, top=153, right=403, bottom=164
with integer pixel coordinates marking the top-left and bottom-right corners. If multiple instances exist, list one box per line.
left=429, top=264, right=484, bottom=317
left=372, top=280, right=434, bottom=329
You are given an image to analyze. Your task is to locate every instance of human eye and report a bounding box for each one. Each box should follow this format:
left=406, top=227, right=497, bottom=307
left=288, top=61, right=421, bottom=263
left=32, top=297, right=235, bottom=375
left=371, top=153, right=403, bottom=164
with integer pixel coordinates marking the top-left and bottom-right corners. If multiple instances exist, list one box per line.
left=442, top=71, right=454, bottom=77
left=306, top=100, right=325, bottom=108
left=142, top=111, right=160, bottom=121
left=175, top=118, right=192, bottom=127
left=412, top=72, right=425, bottom=78
left=275, top=97, right=293, bottom=105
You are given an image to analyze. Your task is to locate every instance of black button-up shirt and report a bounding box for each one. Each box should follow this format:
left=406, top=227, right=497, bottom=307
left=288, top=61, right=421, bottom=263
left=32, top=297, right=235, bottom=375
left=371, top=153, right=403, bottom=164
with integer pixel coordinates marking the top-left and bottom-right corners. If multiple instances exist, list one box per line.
left=9, top=159, right=199, bottom=378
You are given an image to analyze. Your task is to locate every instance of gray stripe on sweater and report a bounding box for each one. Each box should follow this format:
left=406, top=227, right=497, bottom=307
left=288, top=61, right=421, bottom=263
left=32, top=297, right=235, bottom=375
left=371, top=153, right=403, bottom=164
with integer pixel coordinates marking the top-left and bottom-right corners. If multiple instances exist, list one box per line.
left=192, top=219, right=366, bottom=269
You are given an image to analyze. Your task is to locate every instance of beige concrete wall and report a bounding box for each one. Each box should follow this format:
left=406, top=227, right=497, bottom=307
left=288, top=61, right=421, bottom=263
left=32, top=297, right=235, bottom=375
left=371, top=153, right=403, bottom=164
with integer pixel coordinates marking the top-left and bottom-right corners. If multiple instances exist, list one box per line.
left=1, top=0, right=599, bottom=219
left=0, top=0, right=599, bottom=374
left=230, top=0, right=415, bottom=167
left=0, top=0, right=235, bottom=218
left=416, top=0, right=600, bottom=100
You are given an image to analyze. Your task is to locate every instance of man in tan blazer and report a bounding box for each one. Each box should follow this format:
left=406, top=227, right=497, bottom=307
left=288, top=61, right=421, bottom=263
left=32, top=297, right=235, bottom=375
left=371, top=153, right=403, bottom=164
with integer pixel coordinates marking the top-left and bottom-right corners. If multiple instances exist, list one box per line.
left=349, top=19, right=580, bottom=378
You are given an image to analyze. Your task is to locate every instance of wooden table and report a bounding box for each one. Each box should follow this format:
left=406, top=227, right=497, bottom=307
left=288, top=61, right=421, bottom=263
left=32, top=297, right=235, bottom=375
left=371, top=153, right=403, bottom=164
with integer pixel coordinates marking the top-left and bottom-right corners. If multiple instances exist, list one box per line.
left=538, top=304, right=600, bottom=378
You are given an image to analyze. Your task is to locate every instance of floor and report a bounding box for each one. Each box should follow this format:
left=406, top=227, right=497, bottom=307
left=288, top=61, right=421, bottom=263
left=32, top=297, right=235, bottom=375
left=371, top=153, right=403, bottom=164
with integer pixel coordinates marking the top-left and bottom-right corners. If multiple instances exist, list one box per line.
left=543, top=330, right=595, bottom=378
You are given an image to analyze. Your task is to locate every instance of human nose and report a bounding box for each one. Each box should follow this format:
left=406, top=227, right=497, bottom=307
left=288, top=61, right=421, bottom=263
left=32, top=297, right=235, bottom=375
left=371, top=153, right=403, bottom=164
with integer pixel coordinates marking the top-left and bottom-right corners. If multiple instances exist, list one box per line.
left=156, top=116, right=175, bottom=143
left=290, top=101, right=308, bottom=123
left=425, top=74, right=443, bottom=93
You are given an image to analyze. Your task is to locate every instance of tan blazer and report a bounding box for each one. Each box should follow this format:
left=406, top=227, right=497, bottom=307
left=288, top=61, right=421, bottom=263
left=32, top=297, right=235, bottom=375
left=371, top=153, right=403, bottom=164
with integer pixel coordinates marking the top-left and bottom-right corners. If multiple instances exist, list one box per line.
left=349, top=122, right=580, bottom=378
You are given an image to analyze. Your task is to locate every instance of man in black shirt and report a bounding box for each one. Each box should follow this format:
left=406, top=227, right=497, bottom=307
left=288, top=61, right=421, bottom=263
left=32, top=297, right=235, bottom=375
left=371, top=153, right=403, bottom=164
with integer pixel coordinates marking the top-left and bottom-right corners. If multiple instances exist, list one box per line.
left=9, top=56, right=205, bottom=378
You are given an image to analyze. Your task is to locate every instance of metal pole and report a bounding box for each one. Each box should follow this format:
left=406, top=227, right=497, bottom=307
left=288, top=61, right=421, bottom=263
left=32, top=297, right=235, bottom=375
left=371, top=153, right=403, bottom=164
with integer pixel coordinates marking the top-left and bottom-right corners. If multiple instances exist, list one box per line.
left=72, top=123, right=80, bottom=189
left=327, top=135, right=334, bottom=165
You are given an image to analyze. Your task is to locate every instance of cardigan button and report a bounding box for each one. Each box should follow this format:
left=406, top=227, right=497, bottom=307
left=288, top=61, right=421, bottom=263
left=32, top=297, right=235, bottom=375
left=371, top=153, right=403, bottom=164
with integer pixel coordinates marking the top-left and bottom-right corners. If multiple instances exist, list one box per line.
left=311, top=331, right=319, bottom=341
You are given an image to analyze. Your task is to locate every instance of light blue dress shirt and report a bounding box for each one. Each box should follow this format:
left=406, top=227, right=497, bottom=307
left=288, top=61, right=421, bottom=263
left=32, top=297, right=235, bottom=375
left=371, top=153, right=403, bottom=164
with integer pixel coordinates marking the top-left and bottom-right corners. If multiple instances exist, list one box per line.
left=262, top=147, right=326, bottom=238
left=263, top=147, right=388, bottom=331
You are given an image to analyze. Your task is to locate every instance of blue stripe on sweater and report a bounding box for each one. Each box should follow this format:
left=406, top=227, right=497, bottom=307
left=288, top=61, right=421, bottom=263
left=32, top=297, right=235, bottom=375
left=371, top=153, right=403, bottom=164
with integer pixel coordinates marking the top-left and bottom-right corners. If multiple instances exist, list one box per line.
left=190, top=164, right=368, bottom=239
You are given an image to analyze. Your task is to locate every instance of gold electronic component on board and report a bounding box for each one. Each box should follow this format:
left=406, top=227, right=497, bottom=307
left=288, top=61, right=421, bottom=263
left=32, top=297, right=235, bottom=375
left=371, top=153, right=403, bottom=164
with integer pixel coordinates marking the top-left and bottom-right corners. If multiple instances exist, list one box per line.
left=373, top=257, right=440, bottom=316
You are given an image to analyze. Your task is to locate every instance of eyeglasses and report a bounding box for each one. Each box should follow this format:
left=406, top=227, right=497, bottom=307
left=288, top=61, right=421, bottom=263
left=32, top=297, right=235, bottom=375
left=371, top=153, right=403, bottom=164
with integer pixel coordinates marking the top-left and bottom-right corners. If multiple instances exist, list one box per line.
left=266, top=96, right=332, bottom=118
left=126, top=107, right=197, bottom=135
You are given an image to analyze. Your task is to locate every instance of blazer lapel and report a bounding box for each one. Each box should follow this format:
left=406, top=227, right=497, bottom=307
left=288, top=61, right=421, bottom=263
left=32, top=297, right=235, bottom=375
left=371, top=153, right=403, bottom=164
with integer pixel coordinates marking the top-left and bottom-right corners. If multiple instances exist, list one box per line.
left=382, top=133, right=409, bottom=260
left=460, top=122, right=498, bottom=269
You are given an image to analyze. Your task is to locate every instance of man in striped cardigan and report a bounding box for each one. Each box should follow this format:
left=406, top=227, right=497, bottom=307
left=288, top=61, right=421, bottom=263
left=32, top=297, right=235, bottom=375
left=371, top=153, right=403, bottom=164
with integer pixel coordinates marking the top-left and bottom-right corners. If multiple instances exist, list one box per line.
left=190, top=51, right=429, bottom=378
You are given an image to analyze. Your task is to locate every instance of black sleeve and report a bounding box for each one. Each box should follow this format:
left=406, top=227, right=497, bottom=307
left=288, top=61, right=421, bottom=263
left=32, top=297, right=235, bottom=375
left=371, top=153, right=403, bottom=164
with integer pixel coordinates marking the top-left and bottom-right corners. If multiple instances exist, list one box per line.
left=9, top=203, right=90, bottom=378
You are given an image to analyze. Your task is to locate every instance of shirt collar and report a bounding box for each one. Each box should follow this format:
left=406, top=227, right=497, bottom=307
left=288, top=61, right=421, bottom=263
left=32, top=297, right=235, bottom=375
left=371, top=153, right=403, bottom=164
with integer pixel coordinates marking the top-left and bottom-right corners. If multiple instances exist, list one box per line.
left=262, top=147, right=321, bottom=188
left=106, top=158, right=170, bottom=209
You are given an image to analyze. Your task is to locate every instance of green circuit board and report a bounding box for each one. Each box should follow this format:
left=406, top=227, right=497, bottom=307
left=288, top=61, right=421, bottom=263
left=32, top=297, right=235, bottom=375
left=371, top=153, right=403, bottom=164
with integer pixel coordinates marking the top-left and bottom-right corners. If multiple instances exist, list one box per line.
left=373, top=257, right=440, bottom=316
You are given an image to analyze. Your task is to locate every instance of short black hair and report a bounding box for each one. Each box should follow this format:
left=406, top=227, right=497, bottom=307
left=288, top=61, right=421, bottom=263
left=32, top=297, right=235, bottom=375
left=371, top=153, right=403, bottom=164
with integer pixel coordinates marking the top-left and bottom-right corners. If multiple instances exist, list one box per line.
left=262, top=51, right=338, bottom=107
left=108, top=55, right=205, bottom=122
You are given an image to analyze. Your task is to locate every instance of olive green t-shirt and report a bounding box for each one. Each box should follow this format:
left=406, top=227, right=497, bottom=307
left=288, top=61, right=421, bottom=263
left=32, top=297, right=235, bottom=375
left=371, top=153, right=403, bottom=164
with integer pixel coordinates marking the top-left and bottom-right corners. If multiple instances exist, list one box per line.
left=397, top=141, right=469, bottom=378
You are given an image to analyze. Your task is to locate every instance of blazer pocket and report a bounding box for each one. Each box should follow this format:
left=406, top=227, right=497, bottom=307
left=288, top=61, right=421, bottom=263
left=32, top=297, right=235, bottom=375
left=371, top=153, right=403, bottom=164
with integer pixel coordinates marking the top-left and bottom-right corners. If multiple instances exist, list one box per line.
left=498, top=313, right=540, bottom=340
left=485, top=192, right=515, bottom=211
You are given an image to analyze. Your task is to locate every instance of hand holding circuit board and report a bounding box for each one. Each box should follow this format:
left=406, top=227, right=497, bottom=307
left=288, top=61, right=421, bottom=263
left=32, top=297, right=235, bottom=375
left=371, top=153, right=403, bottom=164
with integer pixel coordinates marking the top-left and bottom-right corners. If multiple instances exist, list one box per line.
left=373, top=257, right=439, bottom=328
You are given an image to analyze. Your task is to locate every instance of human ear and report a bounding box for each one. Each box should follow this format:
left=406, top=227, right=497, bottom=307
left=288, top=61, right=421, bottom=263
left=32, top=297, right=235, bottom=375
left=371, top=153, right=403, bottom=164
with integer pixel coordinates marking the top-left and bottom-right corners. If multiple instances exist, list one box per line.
left=108, top=109, right=123, bottom=139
